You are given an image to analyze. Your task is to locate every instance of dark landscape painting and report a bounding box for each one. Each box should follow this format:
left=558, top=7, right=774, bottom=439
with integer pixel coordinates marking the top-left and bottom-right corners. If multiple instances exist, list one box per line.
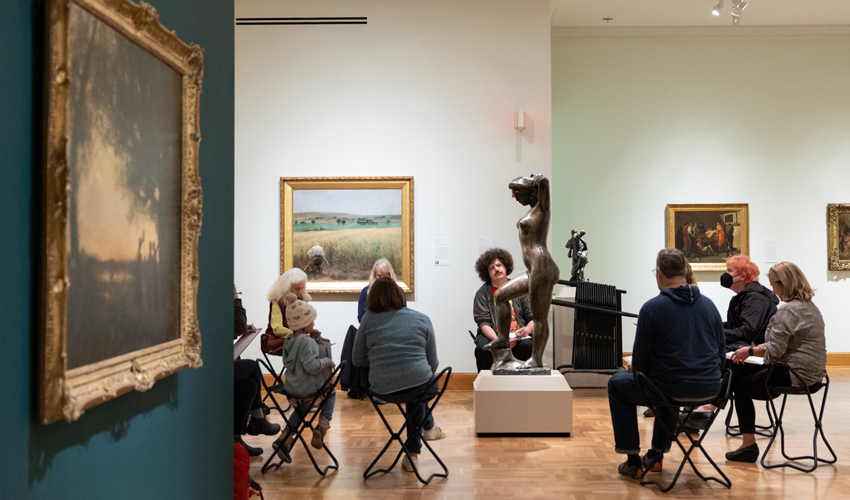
left=65, top=4, right=182, bottom=369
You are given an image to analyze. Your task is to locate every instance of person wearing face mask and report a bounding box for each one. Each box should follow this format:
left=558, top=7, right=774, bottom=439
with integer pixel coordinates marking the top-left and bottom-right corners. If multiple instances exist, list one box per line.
left=725, top=262, right=826, bottom=463
left=720, top=255, right=779, bottom=351
left=358, top=258, right=397, bottom=323
left=472, top=248, right=534, bottom=372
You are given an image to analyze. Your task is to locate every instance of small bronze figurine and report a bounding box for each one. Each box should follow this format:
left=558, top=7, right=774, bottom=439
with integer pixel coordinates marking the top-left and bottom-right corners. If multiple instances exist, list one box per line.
left=566, top=229, right=588, bottom=282
left=486, top=174, right=560, bottom=374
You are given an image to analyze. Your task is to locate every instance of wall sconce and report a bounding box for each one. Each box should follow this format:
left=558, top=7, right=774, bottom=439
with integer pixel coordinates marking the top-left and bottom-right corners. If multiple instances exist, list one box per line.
left=515, top=108, right=526, bottom=131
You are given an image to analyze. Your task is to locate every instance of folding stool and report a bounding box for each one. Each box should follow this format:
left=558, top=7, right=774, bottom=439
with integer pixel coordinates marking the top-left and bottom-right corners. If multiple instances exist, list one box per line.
left=363, top=367, right=452, bottom=485
left=760, top=363, right=837, bottom=472
left=635, top=369, right=733, bottom=493
left=725, top=397, right=774, bottom=437
left=257, top=359, right=345, bottom=476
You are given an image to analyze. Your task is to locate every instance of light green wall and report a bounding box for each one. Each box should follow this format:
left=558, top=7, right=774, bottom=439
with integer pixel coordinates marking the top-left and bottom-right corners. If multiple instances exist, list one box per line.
left=552, top=36, right=850, bottom=351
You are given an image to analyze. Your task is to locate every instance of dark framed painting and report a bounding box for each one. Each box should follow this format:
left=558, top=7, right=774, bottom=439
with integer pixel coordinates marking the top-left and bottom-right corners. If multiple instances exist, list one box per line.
left=666, top=204, right=749, bottom=271
left=827, top=203, right=850, bottom=271
left=280, top=177, right=414, bottom=294
left=40, top=0, right=204, bottom=423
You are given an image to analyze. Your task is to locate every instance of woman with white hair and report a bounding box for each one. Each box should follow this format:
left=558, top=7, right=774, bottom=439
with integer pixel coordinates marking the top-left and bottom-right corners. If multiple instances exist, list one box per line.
left=357, top=258, right=396, bottom=323
left=266, top=268, right=313, bottom=339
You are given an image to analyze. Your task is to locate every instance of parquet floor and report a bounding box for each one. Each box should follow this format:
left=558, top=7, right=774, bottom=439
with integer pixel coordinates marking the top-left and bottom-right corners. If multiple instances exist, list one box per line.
left=245, top=368, right=850, bottom=499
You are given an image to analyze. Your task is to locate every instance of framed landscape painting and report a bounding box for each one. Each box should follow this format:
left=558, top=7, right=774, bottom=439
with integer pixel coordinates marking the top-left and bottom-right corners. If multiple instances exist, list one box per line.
left=827, top=203, right=850, bottom=271
left=40, top=0, right=204, bottom=423
left=666, top=204, right=749, bottom=271
left=280, top=177, right=414, bottom=294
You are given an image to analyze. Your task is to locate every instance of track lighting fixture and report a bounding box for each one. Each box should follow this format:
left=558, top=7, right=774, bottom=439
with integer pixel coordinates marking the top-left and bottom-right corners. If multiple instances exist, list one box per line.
left=711, top=0, right=747, bottom=24
left=711, top=0, right=723, bottom=16
left=731, top=0, right=748, bottom=22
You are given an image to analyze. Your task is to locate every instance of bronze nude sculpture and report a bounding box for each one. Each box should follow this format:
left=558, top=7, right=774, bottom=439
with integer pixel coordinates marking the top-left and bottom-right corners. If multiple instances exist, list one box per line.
left=486, top=174, right=560, bottom=374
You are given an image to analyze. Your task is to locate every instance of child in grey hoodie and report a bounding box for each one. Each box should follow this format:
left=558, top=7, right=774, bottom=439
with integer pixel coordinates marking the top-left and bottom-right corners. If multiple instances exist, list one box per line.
left=273, top=293, right=336, bottom=462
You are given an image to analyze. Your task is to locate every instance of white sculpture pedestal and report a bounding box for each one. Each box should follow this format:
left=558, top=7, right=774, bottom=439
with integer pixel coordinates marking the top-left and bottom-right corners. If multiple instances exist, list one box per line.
left=473, top=370, right=572, bottom=436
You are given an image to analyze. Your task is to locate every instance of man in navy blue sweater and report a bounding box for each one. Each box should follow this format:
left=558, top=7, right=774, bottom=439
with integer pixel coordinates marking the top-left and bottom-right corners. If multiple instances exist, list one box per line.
left=608, top=249, right=725, bottom=478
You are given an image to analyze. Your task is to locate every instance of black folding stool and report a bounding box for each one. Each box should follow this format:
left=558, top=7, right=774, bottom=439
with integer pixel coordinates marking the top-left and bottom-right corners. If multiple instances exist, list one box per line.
left=257, top=359, right=345, bottom=476
left=259, top=340, right=289, bottom=410
left=363, top=367, right=452, bottom=485
left=760, top=363, right=837, bottom=472
left=635, top=370, right=733, bottom=493
left=725, top=397, right=774, bottom=437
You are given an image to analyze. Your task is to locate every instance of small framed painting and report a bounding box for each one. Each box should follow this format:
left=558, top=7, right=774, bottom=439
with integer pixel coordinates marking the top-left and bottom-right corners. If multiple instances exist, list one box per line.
left=280, top=177, right=414, bottom=294
left=666, top=204, right=749, bottom=271
left=827, top=203, right=850, bottom=271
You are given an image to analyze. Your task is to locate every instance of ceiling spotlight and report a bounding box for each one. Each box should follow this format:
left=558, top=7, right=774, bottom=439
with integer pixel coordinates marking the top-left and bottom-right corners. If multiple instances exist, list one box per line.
left=711, top=0, right=723, bottom=16
left=731, top=0, right=748, bottom=19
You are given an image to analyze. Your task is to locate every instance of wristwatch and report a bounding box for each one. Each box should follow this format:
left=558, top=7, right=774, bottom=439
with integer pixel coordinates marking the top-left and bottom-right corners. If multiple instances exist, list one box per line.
left=748, top=346, right=754, bottom=356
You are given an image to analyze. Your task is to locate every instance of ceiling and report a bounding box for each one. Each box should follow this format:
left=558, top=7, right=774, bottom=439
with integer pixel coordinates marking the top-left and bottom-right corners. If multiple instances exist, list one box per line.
left=550, top=0, right=850, bottom=27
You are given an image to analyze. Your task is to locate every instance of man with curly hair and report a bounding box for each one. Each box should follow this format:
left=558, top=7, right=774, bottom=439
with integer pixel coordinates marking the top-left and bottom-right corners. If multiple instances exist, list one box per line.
left=471, top=248, right=533, bottom=372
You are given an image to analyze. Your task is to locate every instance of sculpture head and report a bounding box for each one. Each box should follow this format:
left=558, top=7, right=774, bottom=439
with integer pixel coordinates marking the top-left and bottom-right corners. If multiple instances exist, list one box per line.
left=509, top=175, right=538, bottom=206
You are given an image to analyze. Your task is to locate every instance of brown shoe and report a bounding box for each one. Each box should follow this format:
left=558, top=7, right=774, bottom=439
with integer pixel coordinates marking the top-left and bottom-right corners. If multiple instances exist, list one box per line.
left=311, top=417, right=331, bottom=450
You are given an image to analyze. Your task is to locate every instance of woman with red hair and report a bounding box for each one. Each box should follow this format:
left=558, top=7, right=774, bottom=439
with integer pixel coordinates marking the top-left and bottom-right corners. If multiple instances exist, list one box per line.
left=721, top=255, right=779, bottom=349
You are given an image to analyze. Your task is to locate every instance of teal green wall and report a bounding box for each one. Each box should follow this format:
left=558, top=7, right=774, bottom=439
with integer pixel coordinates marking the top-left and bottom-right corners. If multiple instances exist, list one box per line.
left=552, top=36, right=850, bottom=350
left=0, top=1, right=234, bottom=497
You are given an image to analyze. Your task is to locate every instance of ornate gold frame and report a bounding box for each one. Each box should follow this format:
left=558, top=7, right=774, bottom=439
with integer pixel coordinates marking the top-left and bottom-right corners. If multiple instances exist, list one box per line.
left=827, top=204, right=850, bottom=271
left=40, top=0, right=203, bottom=423
left=666, top=204, right=749, bottom=272
left=280, top=177, right=414, bottom=294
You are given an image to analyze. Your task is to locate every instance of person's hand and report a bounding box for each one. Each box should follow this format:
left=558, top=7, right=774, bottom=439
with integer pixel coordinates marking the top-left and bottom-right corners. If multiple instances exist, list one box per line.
left=309, top=329, right=323, bottom=339
left=731, top=346, right=749, bottom=364
left=328, top=359, right=336, bottom=369
left=627, top=362, right=633, bottom=373
left=233, top=285, right=238, bottom=299
left=509, top=337, right=518, bottom=349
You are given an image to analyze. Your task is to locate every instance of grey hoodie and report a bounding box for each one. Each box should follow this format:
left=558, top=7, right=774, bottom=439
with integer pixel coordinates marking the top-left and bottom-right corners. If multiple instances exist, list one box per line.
left=283, top=334, right=332, bottom=396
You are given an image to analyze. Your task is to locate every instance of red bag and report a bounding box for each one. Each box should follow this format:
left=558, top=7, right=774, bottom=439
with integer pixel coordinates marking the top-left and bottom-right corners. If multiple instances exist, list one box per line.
left=234, top=443, right=250, bottom=500
left=260, top=332, right=285, bottom=356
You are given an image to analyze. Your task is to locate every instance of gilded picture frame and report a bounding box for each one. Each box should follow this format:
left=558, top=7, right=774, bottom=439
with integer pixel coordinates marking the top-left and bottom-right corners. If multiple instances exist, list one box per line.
left=280, top=177, right=414, bottom=294
left=666, top=204, right=749, bottom=272
left=827, top=203, right=850, bottom=271
left=40, top=0, right=204, bottom=424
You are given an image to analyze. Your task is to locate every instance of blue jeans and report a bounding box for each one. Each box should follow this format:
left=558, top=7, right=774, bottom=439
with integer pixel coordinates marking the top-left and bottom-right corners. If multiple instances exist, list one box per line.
left=608, top=372, right=676, bottom=455
left=285, top=392, right=336, bottom=435
left=374, top=376, right=438, bottom=454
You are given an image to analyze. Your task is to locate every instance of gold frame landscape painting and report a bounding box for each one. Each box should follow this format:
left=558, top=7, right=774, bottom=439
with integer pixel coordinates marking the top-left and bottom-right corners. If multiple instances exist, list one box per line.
left=666, top=204, right=749, bottom=272
left=40, top=0, right=204, bottom=424
left=280, top=177, right=414, bottom=294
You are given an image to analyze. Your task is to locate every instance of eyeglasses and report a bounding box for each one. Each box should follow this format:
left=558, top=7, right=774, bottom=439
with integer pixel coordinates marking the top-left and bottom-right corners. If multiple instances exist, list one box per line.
left=651, top=268, right=658, bottom=277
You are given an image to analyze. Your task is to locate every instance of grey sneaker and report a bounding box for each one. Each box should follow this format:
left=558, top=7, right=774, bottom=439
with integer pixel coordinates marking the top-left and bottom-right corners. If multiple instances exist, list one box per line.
left=422, top=425, right=446, bottom=441
left=402, top=454, right=418, bottom=472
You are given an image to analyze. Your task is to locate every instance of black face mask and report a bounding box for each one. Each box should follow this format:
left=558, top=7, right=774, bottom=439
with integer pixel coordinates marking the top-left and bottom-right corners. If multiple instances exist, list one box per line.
left=720, top=272, right=735, bottom=288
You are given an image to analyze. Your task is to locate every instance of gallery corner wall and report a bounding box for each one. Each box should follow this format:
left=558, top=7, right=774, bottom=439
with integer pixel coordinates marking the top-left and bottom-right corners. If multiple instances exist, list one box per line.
left=0, top=0, right=235, bottom=497
left=552, top=34, right=850, bottom=352
left=235, top=0, right=552, bottom=373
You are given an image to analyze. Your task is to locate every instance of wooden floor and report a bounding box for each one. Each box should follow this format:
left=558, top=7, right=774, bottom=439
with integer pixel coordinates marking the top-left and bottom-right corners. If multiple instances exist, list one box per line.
left=245, top=367, right=850, bottom=499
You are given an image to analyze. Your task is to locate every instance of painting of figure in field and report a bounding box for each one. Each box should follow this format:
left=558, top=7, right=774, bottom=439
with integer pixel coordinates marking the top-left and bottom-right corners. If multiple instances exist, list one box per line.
left=65, top=4, right=182, bottom=369
left=292, top=189, right=402, bottom=281
left=673, top=210, right=742, bottom=264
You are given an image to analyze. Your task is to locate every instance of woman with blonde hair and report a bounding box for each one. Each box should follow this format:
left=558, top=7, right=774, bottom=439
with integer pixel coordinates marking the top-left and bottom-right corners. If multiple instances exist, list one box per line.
left=725, top=262, right=826, bottom=463
left=357, top=258, right=396, bottom=323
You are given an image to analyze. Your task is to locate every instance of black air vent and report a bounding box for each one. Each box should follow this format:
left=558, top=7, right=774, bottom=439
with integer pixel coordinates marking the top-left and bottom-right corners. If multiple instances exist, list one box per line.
left=236, top=17, right=367, bottom=26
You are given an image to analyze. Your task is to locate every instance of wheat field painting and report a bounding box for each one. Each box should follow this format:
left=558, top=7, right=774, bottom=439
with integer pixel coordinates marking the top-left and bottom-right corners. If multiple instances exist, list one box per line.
left=292, top=188, right=403, bottom=282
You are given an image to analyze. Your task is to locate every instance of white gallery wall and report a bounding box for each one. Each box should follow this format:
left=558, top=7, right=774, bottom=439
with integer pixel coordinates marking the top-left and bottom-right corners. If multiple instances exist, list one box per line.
left=235, top=0, right=552, bottom=372
left=552, top=34, right=850, bottom=353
